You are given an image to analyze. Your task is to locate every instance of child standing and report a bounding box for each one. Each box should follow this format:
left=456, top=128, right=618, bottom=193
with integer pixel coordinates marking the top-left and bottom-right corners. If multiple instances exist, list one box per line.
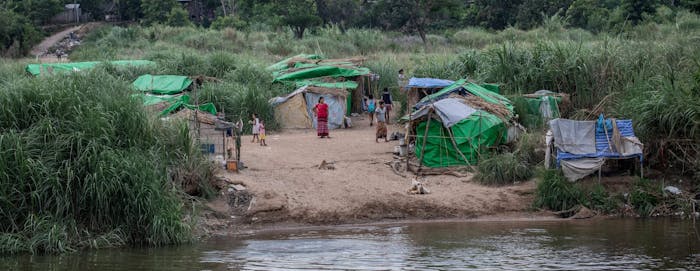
left=249, top=113, right=260, bottom=143
left=259, top=120, right=267, bottom=146
left=375, top=101, right=389, bottom=143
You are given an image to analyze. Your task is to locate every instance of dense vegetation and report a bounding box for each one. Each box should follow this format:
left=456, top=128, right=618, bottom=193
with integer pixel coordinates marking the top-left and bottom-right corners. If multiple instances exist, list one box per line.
left=0, top=65, right=215, bottom=254
left=4, top=0, right=700, bottom=56
left=1, top=0, right=699, bottom=255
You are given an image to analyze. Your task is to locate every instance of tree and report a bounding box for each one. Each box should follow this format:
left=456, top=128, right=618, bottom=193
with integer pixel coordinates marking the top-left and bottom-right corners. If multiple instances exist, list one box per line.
left=315, top=0, right=360, bottom=32
left=116, top=0, right=144, bottom=21
left=284, top=13, right=322, bottom=39
left=166, top=6, right=193, bottom=27
left=620, top=0, right=658, bottom=24
left=76, top=0, right=107, bottom=20
left=466, top=0, right=522, bottom=29
left=680, top=0, right=700, bottom=13
left=141, top=0, right=176, bottom=25
left=282, top=0, right=322, bottom=39
left=368, top=0, right=460, bottom=45
left=566, top=0, right=611, bottom=32
left=0, top=9, right=42, bottom=57
left=515, top=0, right=574, bottom=29
left=3, top=0, right=63, bottom=25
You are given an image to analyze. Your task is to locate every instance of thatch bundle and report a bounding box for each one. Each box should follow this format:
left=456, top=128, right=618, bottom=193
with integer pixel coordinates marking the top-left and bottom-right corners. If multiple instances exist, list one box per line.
left=170, top=108, right=218, bottom=124
left=284, top=57, right=366, bottom=69
left=453, top=94, right=512, bottom=120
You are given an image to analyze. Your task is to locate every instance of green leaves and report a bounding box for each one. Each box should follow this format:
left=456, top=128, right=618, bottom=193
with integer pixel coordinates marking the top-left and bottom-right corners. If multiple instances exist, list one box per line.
left=0, top=71, right=206, bottom=254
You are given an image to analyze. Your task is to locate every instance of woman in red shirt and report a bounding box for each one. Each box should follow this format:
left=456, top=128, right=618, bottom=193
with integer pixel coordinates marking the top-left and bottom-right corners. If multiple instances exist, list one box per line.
left=313, top=97, right=330, bottom=138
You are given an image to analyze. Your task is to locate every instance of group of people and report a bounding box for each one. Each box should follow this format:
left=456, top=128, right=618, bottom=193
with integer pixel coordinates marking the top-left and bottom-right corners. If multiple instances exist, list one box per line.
left=259, top=69, right=406, bottom=143
left=310, top=87, right=393, bottom=143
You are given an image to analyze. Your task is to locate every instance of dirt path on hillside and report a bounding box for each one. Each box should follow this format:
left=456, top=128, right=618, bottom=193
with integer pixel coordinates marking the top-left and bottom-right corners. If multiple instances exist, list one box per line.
left=30, top=25, right=82, bottom=60
left=205, top=114, right=542, bottom=230
left=30, top=23, right=103, bottom=62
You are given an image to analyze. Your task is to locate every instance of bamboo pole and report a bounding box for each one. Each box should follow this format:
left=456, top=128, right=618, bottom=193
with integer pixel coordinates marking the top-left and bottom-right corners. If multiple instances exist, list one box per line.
left=417, top=109, right=433, bottom=173
left=446, top=124, right=471, bottom=166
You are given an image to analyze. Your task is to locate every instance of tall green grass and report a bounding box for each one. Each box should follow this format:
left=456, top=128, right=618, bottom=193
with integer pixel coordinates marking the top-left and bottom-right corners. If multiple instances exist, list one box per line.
left=0, top=70, right=212, bottom=254
left=534, top=170, right=583, bottom=211
left=475, top=153, right=534, bottom=186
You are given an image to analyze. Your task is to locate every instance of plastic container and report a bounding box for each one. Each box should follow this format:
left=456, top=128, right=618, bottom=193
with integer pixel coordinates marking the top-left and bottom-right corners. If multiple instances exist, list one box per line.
left=226, top=160, right=238, bottom=172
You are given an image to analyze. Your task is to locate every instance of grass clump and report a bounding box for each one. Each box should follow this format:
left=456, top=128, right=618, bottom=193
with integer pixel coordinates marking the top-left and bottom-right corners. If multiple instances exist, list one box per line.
left=475, top=133, right=541, bottom=186
left=534, top=170, right=583, bottom=212
left=475, top=153, right=533, bottom=186
left=0, top=71, right=213, bottom=254
left=628, top=179, right=661, bottom=217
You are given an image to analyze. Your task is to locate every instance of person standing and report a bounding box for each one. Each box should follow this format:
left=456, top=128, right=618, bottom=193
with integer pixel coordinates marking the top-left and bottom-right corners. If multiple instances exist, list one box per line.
left=397, top=69, right=406, bottom=89
left=313, top=97, right=330, bottom=138
left=381, top=88, right=393, bottom=124
left=259, top=120, right=267, bottom=146
left=249, top=113, right=260, bottom=143
left=375, top=101, right=389, bottom=143
left=367, top=95, right=376, bottom=126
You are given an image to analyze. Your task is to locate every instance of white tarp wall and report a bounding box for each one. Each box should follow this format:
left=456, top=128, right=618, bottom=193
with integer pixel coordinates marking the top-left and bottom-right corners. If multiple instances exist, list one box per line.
left=304, top=92, right=346, bottom=130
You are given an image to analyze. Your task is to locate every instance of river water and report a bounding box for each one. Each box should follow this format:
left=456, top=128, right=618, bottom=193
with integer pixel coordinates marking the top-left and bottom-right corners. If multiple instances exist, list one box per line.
left=3, top=219, right=699, bottom=270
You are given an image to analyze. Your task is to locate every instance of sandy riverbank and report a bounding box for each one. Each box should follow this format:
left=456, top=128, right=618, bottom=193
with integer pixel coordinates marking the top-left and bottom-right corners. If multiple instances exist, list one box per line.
left=201, top=115, right=547, bottom=234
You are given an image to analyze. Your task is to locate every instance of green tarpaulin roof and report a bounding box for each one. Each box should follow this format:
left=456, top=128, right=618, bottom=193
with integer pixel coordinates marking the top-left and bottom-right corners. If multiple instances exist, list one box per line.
left=273, top=65, right=370, bottom=82
left=26, top=60, right=156, bottom=76
left=137, top=94, right=185, bottom=106
left=419, top=79, right=514, bottom=114
left=133, top=93, right=217, bottom=116
left=294, top=80, right=358, bottom=89
left=133, top=74, right=193, bottom=95
left=267, top=54, right=323, bottom=71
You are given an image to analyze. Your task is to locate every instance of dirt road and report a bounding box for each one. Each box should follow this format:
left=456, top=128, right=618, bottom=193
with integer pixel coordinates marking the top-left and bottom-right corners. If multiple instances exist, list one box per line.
left=215, top=115, right=539, bottom=227
left=30, top=25, right=82, bottom=59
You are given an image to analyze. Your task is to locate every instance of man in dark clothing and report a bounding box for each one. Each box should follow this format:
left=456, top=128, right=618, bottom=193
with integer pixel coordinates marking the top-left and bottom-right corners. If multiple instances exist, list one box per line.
left=381, top=88, right=393, bottom=124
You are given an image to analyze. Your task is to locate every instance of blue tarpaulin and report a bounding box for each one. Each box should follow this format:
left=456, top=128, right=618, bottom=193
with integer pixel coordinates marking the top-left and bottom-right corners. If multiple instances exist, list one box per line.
left=405, top=77, right=454, bottom=89
left=555, top=118, right=643, bottom=165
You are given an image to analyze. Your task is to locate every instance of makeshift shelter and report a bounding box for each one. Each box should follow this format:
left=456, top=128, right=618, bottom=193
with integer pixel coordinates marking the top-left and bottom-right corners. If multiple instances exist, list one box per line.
left=409, top=79, right=516, bottom=168
left=548, top=115, right=644, bottom=181
left=519, top=90, right=569, bottom=128
left=268, top=54, right=373, bottom=115
left=26, top=60, right=156, bottom=76
left=131, top=74, right=216, bottom=117
left=269, top=86, right=347, bottom=129
left=133, top=74, right=193, bottom=95
left=404, top=77, right=455, bottom=110
left=404, top=78, right=504, bottom=113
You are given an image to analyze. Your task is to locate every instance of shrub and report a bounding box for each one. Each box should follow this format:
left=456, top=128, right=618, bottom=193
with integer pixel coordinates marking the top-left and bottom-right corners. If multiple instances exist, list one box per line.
left=475, top=153, right=533, bottom=185
left=581, top=183, right=619, bottom=213
left=629, top=178, right=661, bottom=217
left=534, top=170, right=583, bottom=211
left=211, top=16, right=247, bottom=30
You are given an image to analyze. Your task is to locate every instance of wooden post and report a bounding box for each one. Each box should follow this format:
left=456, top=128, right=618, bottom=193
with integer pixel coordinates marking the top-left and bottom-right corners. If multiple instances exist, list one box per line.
left=406, top=88, right=414, bottom=171
left=193, top=81, right=200, bottom=139
left=222, top=106, right=226, bottom=160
